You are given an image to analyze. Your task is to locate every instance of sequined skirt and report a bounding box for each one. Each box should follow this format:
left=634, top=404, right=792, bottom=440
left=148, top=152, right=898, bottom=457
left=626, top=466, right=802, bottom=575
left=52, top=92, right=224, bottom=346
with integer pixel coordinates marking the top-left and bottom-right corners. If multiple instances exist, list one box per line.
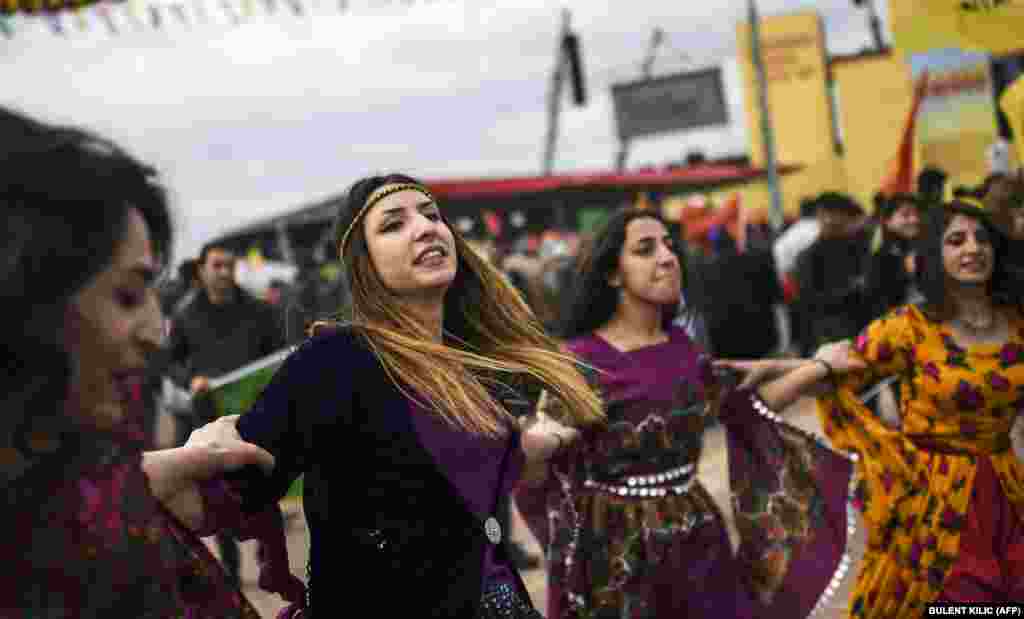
left=477, top=582, right=543, bottom=619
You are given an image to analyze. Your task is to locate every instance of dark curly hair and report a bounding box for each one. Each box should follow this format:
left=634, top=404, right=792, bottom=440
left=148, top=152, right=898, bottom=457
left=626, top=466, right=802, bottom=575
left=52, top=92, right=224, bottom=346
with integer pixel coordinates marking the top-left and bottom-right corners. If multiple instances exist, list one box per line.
left=0, top=106, right=172, bottom=458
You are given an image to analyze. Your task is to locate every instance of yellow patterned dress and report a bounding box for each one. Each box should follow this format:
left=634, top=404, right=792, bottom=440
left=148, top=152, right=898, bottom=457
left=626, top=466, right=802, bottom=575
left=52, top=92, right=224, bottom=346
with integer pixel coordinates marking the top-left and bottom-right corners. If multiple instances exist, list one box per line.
left=818, top=304, right=1024, bottom=617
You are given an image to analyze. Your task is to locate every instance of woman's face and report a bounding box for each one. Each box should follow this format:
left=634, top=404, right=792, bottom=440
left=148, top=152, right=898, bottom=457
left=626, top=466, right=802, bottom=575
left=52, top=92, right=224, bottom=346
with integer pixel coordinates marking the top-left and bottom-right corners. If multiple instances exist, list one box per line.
left=361, top=187, right=457, bottom=299
left=610, top=217, right=681, bottom=308
left=70, top=208, right=163, bottom=428
left=942, top=214, right=994, bottom=287
left=885, top=203, right=922, bottom=241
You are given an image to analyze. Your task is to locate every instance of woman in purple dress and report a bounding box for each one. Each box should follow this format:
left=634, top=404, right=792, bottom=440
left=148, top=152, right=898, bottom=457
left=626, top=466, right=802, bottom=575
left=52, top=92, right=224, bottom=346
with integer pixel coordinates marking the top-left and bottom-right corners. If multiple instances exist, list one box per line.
left=517, top=207, right=858, bottom=619
left=186, top=174, right=605, bottom=618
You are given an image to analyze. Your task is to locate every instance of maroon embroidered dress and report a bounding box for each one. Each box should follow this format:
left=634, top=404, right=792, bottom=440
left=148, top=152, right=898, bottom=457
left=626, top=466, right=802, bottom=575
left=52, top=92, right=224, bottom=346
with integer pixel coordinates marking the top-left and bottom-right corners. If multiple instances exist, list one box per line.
left=0, top=395, right=263, bottom=618
left=517, top=326, right=856, bottom=618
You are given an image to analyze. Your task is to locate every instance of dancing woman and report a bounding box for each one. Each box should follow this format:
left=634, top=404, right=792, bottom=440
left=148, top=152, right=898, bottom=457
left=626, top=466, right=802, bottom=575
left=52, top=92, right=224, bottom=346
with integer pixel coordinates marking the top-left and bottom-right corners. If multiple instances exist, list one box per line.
left=0, top=107, right=274, bottom=616
left=189, top=174, right=604, bottom=618
left=518, top=207, right=857, bottom=619
left=724, top=200, right=1024, bottom=616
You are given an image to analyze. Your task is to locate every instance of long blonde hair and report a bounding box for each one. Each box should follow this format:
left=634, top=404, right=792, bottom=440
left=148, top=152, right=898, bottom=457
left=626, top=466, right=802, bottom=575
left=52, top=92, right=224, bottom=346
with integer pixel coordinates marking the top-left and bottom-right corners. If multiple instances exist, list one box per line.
left=333, top=175, right=604, bottom=436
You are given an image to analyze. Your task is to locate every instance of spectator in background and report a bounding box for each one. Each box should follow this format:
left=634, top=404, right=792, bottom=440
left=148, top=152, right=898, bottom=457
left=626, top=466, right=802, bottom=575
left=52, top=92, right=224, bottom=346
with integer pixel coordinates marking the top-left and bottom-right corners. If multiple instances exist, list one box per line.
left=158, top=258, right=198, bottom=316
left=693, top=229, right=782, bottom=359
left=771, top=197, right=819, bottom=354
left=166, top=241, right=285, bottom=587
left=792, top=192, right=870, bottom=355
left=862, top=193, right=922, bottom=323
left=772, top=197, right=820, bottom=281
left=918, top=166, right=948, bottom=206
left=982, top=171, right=1024, bottom=280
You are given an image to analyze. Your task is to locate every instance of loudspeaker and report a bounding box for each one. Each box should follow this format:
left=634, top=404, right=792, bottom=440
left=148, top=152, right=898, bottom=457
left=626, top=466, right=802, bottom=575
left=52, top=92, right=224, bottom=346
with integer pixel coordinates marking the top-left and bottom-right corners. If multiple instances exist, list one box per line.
left=562, top=32, right=587, bottom=106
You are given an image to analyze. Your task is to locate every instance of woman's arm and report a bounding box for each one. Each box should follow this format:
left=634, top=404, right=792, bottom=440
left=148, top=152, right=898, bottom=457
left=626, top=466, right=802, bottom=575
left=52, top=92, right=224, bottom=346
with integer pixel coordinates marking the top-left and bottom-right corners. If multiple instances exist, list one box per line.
left=717, top=340, right=867, bottom=412
left=755, top=360, right=832, bottom=412
left=141, top=433, right=275, bottom=530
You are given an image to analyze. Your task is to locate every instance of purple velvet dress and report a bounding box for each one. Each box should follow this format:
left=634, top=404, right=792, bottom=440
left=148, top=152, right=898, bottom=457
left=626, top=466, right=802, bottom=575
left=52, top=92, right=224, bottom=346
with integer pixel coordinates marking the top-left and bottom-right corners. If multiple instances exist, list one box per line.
left=410, top=402, right=522, bottom=589
left=516, top=326, right=856, bottom=619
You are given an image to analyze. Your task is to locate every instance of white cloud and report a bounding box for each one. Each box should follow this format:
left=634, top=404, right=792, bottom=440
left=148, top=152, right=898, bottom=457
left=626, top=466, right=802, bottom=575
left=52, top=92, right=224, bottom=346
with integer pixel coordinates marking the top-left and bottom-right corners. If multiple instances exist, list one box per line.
left=0, top=0, right=878, bottom=263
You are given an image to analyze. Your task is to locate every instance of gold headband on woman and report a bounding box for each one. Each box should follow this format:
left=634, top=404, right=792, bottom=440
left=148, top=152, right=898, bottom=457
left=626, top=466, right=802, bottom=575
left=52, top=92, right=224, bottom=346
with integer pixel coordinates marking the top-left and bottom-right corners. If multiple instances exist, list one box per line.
left=338, top=183, right=436, bottom=252
left=955, top=196, right=987, bottom=212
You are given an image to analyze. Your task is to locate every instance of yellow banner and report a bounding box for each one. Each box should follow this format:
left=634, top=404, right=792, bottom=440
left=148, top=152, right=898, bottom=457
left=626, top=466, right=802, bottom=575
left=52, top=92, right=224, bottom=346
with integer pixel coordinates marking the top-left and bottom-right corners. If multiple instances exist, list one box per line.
left=910, top=48, right=1000, bottom=190
left=1002, top=75, right=1024, bottom=167
left=889, top=0, right=1024, bottom=56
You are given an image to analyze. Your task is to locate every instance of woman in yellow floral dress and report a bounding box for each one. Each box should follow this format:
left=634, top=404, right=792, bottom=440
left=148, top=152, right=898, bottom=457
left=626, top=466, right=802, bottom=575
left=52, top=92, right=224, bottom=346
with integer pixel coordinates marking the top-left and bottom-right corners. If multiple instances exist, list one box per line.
left=727, top=200, right=1024, bottom=617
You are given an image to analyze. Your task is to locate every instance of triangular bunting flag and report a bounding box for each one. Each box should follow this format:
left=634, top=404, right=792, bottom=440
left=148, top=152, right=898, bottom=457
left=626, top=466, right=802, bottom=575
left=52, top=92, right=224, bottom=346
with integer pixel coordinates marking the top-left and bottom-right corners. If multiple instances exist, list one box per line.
left=148, top=3, right=161, bottom=27
left=338, top=0, right=347, bottom=11
left=219, top=0, right=240, bottom=24
left=192, top=0, right=207, bottom=23
left=240, top=0, right=252, bottom=17
left=73, top=6, right=89, bottom=31
left=170, top=3, right=187, bottom=26
left=0, top=15, right=13, bottom=38
left=127, top=0, right=146, bottom=30
left=97, top=5, right=117, bottom=34
left=285, top=0, right=301, bottom=15
left=262, top=0, right=274, bottom=13
left=47, top=12, right=65, bottom=35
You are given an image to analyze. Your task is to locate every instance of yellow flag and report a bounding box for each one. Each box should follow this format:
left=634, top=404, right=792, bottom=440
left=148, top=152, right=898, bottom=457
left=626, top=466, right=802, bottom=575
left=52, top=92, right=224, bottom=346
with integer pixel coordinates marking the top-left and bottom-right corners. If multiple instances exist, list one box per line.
left=888, top=0, right=1024, bottom=55
left=1001, top=75, right=1024, bottom=169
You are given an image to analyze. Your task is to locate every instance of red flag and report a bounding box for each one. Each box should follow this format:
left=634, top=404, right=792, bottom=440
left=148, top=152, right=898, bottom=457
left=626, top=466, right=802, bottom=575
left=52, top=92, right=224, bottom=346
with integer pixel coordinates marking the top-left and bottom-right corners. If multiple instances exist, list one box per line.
left=482, top=211, right=503, bottom=238
left=879, top=71, right=929, bottom=197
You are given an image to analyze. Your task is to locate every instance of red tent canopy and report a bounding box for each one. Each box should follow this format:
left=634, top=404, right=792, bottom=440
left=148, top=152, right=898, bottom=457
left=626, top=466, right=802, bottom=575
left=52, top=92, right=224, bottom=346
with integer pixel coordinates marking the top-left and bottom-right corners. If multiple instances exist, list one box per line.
left=425, top=164, right=800, bottom=200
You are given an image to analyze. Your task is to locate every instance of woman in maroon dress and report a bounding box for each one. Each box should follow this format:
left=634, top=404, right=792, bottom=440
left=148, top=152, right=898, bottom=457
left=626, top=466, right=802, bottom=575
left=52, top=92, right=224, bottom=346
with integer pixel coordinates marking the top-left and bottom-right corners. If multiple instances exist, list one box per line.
left=0, top=107, right=286, bottom=617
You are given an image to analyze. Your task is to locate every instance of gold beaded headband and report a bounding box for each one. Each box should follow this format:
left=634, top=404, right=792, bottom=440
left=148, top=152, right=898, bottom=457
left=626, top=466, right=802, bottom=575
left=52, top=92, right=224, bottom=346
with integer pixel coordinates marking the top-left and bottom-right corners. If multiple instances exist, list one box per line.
left=338, top=183, right=436, bottom=253
left=955, top=196, right=986, bottom=212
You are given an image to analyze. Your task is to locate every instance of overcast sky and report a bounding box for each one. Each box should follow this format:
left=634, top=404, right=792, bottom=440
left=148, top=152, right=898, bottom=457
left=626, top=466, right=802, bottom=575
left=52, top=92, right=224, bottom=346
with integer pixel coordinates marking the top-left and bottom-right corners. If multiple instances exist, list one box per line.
left=0, top=0, right=892, bottom=263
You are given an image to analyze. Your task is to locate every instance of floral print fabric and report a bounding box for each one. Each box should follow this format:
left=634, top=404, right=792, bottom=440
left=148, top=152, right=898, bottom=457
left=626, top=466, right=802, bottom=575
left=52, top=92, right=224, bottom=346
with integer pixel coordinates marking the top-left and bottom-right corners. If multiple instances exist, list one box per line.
left=521, top=327, right=853, bottom=619
left=817, top=304, right=1024, bottom=617
left=0, top=402, right=261, bottom=618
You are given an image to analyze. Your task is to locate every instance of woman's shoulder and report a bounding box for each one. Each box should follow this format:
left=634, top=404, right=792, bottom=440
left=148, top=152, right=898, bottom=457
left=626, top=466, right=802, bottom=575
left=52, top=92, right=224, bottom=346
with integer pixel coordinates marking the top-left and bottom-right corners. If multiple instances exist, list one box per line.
left=863, top=304, right=932, bottom=345
left=288, top=322, right=377, bottom=370
left=564, top=333, right=605, bottom=360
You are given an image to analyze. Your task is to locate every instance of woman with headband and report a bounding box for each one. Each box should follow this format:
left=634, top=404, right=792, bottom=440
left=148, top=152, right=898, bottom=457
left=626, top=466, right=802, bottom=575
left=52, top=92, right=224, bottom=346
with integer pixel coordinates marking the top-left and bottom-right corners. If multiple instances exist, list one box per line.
left=517, top=207, right=858, bottom=619
left=721, top=199, right=1024, bottom=615
left=187, top=173, right=604, bottom=618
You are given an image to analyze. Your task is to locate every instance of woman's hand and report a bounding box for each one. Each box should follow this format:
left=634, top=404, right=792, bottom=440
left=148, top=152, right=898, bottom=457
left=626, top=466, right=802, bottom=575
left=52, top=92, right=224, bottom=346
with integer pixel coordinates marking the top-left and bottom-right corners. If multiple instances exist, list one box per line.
left=143, top=416, right=274, bottom=530
left=813, top=339, right=867, bottom=375
left=521, top=412, right=579, bottom=465
left=713, top=358, right=807, bottom=389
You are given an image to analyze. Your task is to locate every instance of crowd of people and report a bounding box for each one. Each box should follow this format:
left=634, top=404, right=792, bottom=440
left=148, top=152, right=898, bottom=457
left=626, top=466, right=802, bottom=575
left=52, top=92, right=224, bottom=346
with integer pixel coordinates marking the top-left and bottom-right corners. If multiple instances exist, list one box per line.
left=3, top=96, right=1024, bottom=619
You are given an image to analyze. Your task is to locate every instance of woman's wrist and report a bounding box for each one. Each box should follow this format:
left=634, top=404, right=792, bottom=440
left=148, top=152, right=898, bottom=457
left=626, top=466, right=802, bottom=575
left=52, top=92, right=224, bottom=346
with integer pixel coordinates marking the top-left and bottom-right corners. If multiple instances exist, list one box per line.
left=813, top=358, right=835, bottom=381
left=551, top=432, right=566, bottom=456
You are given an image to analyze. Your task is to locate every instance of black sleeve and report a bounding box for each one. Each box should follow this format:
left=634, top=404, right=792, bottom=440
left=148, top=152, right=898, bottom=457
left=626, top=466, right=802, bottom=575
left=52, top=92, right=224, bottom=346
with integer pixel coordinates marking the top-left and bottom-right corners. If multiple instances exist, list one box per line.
left=260, top=303, right=288, bottom=356
left=165, top=315, right=193, bottom=390
left=794, top=246, right=861, bottom=313
left=235, top=329, right=359, bottom=508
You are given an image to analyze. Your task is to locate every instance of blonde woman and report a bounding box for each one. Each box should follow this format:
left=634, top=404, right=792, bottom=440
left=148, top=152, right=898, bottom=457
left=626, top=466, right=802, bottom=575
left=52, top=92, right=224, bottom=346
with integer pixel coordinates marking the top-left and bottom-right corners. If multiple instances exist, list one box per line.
left=189, top=174, right=603, bottom=618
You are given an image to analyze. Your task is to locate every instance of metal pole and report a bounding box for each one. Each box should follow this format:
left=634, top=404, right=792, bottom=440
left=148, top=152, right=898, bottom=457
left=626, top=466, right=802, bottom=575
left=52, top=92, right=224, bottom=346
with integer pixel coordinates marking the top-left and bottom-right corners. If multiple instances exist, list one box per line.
left=866, top=0, right=885, bottom=52
left=748, top=0, right=784, bottom=233
left=616, top=29, right=664, bottom=172
left=542, top=9, right=570, bottom=176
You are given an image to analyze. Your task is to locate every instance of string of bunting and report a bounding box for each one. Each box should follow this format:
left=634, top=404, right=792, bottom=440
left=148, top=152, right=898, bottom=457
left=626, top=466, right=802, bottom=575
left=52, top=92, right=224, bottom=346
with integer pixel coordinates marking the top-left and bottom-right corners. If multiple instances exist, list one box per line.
left=0, top=0, right=447, bottom=39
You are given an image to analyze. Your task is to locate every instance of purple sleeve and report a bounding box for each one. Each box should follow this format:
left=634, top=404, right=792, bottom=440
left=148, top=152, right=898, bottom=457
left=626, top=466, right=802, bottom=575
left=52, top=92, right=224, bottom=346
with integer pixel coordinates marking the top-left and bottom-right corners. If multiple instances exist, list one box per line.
left=198, top=478, right=306, bottom=606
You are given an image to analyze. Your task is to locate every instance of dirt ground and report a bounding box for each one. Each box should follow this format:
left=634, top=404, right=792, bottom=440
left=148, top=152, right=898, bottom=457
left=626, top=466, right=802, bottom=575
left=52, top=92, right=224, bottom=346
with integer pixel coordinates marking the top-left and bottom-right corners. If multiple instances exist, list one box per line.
left=167, top=397, right=865, bottom=618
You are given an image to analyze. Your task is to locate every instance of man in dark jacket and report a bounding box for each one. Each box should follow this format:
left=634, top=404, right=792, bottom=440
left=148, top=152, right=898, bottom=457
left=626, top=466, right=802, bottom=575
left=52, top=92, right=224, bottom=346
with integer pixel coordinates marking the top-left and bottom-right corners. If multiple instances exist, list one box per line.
left=167, top=242, right=285, bottom=586
left=695, top=229, right=783, bottom=359
left=862, top=192, right=922, bottom=324
left=793, top=192, right=870, bottom=355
